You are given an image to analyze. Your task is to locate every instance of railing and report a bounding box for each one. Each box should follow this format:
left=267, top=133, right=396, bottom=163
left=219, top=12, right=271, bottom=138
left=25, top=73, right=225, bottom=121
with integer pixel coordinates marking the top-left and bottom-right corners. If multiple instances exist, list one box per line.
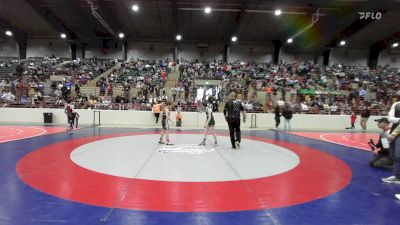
left=93, top=110, right=101, bottom=126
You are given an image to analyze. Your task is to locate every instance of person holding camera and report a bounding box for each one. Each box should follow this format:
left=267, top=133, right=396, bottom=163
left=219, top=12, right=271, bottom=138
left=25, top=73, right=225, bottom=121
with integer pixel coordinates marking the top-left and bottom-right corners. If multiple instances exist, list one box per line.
left=382, top=101, right=400, bottom=184
left=368, top=118, right=393, bottom=169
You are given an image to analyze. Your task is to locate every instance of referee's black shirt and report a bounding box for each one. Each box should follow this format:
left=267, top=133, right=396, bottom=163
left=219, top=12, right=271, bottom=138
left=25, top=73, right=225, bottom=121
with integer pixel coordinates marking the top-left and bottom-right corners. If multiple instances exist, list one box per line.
left=224, top=100, right=244, bottom=119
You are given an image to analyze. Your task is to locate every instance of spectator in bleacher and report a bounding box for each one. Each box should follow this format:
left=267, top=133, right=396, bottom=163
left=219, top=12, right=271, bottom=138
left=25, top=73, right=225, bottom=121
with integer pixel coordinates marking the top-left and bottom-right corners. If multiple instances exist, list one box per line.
left=61, top=84, right=68, bottom=100
left=98, top=78, right=107, bottom=96
left=88, top=97, right=98, bottom=109
left=1, top=90, right=15, bottom=102
left=171, top=87, right=177, bottom=102
left=359, top=87, right=366, bottom=101
left=101, top=96, right=112, bottom=109
left=0, top=80, right=8, bottom=93
left=330, top=102, right=338, bottom=114
left=161, top=70, right=167, bottom=81
left=75, top=84, right=80, bottom=97
left=123, top=83, right=130, bottom=99
left=16, top=78, right=26, bottom=100
left=107, top=83, right=113, bottom=97
left=115, top=95, right=126, bottom=110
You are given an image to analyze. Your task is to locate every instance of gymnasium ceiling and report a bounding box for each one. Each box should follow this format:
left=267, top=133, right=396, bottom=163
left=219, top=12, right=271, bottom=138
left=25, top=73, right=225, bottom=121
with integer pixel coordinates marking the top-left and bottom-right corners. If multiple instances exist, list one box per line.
left=0, top=0, right=400, bottom=53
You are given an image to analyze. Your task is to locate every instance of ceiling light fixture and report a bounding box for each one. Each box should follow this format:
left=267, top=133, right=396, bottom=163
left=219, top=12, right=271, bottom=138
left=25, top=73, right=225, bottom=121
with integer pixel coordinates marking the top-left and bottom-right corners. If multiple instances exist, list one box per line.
left=275, top=9, right=282, bottom=16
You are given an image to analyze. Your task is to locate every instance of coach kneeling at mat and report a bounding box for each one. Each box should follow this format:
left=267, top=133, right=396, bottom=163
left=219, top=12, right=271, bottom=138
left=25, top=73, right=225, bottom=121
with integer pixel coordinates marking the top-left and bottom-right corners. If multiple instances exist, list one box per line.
left=368, top=118, right=393, bottom=169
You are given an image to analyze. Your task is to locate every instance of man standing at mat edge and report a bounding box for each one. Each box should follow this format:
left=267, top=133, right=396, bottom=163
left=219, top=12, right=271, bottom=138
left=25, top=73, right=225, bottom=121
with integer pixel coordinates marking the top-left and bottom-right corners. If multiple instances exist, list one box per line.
left=159, top=101, right=174, bottom=145
left=224, top=92, right=246, bottom=149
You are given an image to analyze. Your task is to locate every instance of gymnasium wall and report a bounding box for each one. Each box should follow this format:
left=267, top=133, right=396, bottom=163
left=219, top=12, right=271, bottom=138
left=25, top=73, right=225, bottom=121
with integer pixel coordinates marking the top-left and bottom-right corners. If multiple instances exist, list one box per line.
left=178, top=43, right=224, bottom=62
left=27, top=39, right=70, bottom=58
left=0, top=108, right=381, bottom=131
left=127, top=42, right=174, bottom=60
left=86, top=48, right=123, bottom=60
left=5, top=38, right=399, bottom=68
left=329, top=48, right=369, bottom=66
left=377, top=48, right=400, bottom=67
left=229, top=44, right=274, bottom=63
left=279, top=50, right=315, bottom=63
left=317, top=55, right=324, bottom=65
left=0, top=38, right=18, bottom=57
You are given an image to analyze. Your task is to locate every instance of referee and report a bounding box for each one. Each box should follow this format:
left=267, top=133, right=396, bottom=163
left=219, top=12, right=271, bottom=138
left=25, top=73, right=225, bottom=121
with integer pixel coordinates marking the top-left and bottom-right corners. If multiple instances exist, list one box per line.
left=224, top=92, right=246, bottom=149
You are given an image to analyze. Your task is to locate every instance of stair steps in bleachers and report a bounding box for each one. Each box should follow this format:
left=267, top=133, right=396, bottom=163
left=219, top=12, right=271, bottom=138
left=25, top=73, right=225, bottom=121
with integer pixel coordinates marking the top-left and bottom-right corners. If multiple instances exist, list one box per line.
left=164, top=67, right=179, bottom=100
left=0, top=66, right=16, bottom=80
left=87, top=63, right=121, bottom=86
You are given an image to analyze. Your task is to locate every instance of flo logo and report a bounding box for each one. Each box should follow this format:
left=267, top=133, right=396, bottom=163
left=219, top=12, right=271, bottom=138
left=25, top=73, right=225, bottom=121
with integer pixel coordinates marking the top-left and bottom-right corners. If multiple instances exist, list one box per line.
left=359, top=12, right=382, bottom=20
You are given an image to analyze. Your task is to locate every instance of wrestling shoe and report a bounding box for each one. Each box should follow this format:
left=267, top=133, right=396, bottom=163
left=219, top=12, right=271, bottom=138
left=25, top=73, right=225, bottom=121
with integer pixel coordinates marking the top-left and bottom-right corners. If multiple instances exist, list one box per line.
left=235, top=141, right=240, bottom=149
left=382, top=176, right=400, bottom=184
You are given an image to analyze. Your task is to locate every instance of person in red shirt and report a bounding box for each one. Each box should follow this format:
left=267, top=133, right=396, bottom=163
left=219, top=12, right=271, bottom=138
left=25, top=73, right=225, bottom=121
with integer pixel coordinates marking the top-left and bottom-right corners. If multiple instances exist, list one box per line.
left=161, top=70, right=167, bottom=81
left=107, top=83, right=113, bottom=97
left=346, top=111, right=357, bottom=132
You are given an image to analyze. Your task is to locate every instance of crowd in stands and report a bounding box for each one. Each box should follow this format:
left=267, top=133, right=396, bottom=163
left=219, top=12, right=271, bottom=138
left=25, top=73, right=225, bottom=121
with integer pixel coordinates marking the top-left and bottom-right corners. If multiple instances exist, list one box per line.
left=1, top=56, right=399, bottom=117
left=0, top=57, right=18, bottom=68
left=0, top=56, right=115, bottom=107
left=171, top=59, right=399, bottom=115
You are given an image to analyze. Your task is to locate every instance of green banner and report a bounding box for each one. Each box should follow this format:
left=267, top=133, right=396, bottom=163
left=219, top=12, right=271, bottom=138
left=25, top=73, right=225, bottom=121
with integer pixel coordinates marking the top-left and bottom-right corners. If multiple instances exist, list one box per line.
left=299, top=89, right=345, bottom=95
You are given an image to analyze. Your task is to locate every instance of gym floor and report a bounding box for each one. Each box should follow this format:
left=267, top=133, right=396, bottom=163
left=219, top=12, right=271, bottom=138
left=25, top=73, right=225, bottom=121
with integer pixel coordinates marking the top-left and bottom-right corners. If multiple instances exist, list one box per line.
left=0, top=125, right=398, bottom=225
